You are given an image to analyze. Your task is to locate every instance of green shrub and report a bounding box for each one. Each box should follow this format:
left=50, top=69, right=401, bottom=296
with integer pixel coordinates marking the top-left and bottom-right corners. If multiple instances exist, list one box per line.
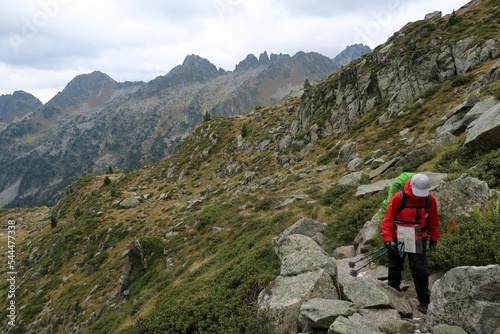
left=196, top=203, right=234, bottom=230
left=139, top=236, right=165, bottom=262
left=319, top=147, right=340, bottom=165
left=319, top=185, right=356, bottom=207
left=50, top=216, right=57, bottom=228
left=241, top=123, right=249, bottom=138
left=103, top=176, right=111, bottom=186
left=469, top=149, right=500, bottom=189
left=429, top=200, right=500, bottom=271
left=421, top=84, right=441, bottom=99
left=74, top=206, right=82, bottom=219
left=451, top=74, right=475, bottom=87
left=399, top=151, right=435, bottom=172
left=254, top=197, right=276, bottom=212
left=203, top=112, right=211, bottom=122
left=433, top=143, right=481, bottom=173
left=324, top=191, right=384, bottom=252
left=446, top=10, right=459, bottom=26
left=481, top=79, right=500, bottom=99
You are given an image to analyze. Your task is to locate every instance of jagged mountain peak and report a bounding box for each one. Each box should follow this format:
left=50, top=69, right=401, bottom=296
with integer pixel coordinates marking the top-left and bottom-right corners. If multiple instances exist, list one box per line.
left=331, top=43, right=371, bottom=67
left=259, top=51, right=270, bottom=64
left=69, top=70, right=116, bottom=84
left=0, top=90, right=41, bottom=106
left=180, top=54, right=218, bottom=70
left=0, top=90, right=42, bottom=126
left=0, top=45, right=364, bottom=207
left=59, top=70, right=117, bottom=97
left=142, top=55, right=220, bottom=94
left=235, top=53, right=261, bottom=71
left=44, top=70, right=118, bottom=111
left=1, top=1, right=500, bottom=333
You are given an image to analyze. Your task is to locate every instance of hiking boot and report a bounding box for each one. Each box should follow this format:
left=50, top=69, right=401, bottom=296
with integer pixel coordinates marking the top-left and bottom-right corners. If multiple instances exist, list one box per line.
left=417, top=304, right=428, bottom=314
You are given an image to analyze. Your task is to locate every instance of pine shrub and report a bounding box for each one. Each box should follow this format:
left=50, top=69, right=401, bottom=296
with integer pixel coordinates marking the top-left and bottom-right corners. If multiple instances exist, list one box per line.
left=429, top=200, right=500, bottom=271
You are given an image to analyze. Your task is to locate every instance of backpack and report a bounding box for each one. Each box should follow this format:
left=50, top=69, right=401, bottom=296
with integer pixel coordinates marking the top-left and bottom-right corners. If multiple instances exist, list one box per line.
left=397, top=189, right=430, bottom=214
left=380, top=172, right=414, bottom=218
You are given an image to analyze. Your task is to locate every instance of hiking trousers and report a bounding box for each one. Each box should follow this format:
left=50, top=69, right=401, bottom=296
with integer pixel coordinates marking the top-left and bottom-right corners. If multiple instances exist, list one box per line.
left=387, top=238, right=430, bottom=305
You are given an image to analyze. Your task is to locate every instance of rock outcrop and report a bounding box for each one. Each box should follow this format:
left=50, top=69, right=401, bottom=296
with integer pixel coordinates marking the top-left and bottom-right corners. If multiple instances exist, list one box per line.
left=427, top=265, right=500, bottom=334
left=260, top=172, right=500, bottom=333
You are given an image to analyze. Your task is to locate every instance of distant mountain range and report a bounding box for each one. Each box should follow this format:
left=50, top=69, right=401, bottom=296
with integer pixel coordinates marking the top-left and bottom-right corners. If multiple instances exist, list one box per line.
left=0, top=44, right=371, bottom=207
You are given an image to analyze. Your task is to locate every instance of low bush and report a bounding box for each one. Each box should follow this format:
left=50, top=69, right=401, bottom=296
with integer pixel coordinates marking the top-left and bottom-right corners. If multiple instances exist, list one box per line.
left=196, top=203, right=234, bottom=230
left=324, top=191, right=384, bottom=252
left=469, top=149, right=500, bottom=189
left=429, top=200, right=500, bottom=271
left=254, top=197, right=277, bottom=212
left=319, top=184, right=356, bottom=207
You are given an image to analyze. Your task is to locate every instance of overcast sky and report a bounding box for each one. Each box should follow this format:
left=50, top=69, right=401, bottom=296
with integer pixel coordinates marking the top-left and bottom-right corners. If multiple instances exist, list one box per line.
left=0, top=0, right=469, bottom=103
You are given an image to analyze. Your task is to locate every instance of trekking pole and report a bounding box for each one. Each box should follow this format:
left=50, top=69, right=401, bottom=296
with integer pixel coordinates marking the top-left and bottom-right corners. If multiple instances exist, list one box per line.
left=397, top=241, right=405, bottom=258
left=349, top=249, right=388, bottom=277
left=348, top=246, right=386, bottom=268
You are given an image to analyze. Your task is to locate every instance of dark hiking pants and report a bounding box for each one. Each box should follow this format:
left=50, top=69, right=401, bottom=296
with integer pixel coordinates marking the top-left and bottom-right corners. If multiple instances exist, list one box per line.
left=387, top=238, right=430, bottom=305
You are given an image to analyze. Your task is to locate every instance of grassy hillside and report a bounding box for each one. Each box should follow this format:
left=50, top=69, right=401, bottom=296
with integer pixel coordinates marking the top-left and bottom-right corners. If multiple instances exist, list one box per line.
left=0, top=1, right=499, bottom=333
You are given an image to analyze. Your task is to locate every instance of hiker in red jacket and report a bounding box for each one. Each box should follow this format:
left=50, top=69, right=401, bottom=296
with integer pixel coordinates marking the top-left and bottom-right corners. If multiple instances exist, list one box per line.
left=381, top=173, right=439, bottom=314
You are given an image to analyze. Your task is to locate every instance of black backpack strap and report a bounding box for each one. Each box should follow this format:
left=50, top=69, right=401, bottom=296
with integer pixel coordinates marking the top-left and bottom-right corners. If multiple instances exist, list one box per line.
left=395, top=191, right=430, bottom=231
left=397, top=190, right=406, bottom=213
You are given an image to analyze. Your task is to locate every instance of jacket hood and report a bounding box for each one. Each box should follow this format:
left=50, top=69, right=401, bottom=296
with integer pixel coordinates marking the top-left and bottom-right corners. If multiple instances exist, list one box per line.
left=403, top=179, right=420, bottom=201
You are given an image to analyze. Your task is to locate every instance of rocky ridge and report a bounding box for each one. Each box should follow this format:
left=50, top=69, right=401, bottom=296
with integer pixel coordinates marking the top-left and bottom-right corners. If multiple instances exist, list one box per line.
left=0, top=90, right=42, bottom=130
left=0, top=1, right=499, bottom=333
left=0, top=46, right=370, bottom=208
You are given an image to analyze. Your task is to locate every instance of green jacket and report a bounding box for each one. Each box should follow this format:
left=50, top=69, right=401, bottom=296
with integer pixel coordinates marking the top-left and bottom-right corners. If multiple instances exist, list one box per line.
left=379, top=172, right=414, bottom=218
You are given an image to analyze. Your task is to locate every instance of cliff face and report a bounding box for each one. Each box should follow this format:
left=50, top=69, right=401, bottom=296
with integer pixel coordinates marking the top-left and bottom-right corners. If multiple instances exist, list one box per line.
left=0, top=49, right=365, bottom=207
left=297, top=8, right=500, bottom=138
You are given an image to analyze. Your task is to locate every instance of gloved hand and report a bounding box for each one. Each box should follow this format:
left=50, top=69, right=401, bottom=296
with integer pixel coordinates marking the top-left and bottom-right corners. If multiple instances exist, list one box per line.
left=429, top=240, right=437, bottom=251
left=385, top=241, right=398, bottom=251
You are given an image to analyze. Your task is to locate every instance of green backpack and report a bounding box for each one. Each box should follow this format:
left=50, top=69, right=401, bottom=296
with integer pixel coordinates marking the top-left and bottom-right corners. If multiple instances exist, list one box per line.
left=379, top=172, right=414, bottom=219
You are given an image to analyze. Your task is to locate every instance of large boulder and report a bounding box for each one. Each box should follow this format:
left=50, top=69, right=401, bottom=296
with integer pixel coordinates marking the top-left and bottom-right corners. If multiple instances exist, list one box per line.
left=299, top=298, right=359, bottom=329
left=426, top=265, right=500, bottom=334
left=276, top=217, right=327, bottom=240
left=432, top=174, right=498, bottom=220
left=328, top=313, right=384, bottom=334
left=343, top=277, right=412, bottom=317
left=274, top=234, right=337, bottom=277
left=352, top=219, right=379, bottom=253
left=120, top=240, right=147, bottom=294
left=259, top=217, right=341, bottom=334
left=358, top=308, right=402, bottom=328
left=464, top=99, right=500, bottom=149
left=119, top=196, right=141, bottom=208
left=258, top=269, right=339, bottom=334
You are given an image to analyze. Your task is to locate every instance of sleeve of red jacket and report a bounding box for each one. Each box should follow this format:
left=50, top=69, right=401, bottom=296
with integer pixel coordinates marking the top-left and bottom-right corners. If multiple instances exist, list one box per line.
left=381, top=192, right=400, bottom=242
left=427, top=194, right=440, bottom=241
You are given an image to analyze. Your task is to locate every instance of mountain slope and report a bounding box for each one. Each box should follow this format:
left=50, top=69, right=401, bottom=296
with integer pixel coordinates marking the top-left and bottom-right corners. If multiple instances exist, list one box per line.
left=0, top=1, right=499, bottom=333
left=0, top=90, right=41, bottom=130
left=0, top=48, right=368, bottom=208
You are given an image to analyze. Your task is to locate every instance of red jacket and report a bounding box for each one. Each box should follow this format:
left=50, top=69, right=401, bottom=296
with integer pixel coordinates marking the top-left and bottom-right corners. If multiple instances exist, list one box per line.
left=381, top=180, right=439, bottom=242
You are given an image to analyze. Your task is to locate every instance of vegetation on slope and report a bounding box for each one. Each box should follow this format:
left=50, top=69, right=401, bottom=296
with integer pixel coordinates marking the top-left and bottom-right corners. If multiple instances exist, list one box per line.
left=0, top=2, right=499, bottom=332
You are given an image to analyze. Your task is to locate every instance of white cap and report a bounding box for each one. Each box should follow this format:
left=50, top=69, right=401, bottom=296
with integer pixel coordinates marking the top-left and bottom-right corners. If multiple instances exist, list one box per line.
left=411, top=173, right=430, bottom=197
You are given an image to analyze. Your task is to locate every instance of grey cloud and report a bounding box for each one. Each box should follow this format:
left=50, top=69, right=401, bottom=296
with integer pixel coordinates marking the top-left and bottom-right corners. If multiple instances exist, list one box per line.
left=276, top=0, right=407, bottom=18
left=119, top=0, right=215, bottom=23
